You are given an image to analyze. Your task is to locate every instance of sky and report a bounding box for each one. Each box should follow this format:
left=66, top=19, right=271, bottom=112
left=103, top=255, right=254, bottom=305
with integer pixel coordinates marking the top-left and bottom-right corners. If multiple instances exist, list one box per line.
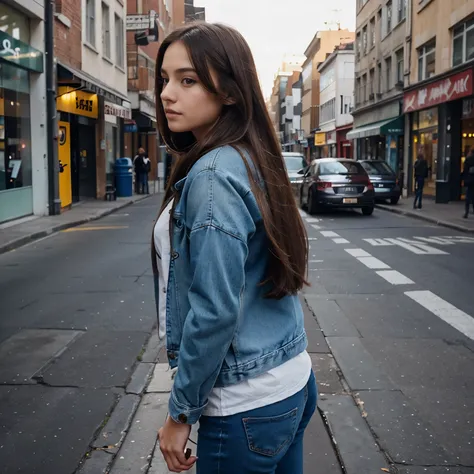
left=197, top=0, right=357, bottom=98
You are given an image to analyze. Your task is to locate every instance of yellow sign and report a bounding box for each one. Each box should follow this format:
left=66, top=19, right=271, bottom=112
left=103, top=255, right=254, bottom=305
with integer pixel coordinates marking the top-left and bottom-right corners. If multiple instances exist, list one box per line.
left=315, top=132, right=326, bottom=146
left=57, top=88, right=98, bottom=119
left=58, top=121, right=72, bottom=208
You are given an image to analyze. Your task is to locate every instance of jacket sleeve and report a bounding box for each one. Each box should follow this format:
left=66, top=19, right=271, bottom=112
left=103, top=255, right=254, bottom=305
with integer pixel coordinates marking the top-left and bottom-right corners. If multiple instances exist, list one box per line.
left=168, top=168, right=255, bottom=425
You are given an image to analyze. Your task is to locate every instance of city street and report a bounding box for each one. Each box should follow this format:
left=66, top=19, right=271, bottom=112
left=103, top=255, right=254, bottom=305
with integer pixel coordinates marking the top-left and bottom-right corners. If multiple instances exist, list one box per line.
left=1, top=194, right=474, bottom=473
left=301, top=205, right=474, bottom=473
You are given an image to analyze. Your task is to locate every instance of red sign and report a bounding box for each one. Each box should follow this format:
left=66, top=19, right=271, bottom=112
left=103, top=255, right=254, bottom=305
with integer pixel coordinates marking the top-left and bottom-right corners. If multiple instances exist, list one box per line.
left=403, top=69, right=473, bottom=113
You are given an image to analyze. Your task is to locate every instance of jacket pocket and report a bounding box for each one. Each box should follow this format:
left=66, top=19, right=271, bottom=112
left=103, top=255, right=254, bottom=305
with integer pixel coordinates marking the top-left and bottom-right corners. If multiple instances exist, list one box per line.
left=242, top=407, right=298, bottom=457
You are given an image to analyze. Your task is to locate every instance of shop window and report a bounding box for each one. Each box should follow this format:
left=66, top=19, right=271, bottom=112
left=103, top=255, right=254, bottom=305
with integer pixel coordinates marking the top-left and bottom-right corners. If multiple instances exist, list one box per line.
left=418, top=40, right=436, bottom=81
left=86, top=0, right=95, bottom=46
left=452, top=18, right=474, bottom=67
left=102, top=2, right=111, bottom=59
left=0, top=63, right=32, bottom=192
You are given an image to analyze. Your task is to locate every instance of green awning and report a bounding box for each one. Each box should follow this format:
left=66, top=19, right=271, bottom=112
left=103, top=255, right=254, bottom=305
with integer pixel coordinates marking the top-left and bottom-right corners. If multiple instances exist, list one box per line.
left=346, top=116, right=404, bottom=140
left=380, top=116, right=404, bottom=135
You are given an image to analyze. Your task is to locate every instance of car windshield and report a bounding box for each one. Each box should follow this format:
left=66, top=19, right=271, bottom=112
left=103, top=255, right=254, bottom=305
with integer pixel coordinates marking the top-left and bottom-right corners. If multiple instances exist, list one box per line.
left=361, top=161, right=394, bottom=175
left=319, top=161, right=365, bottom=175
left=283, top=155, right=305, bottom=171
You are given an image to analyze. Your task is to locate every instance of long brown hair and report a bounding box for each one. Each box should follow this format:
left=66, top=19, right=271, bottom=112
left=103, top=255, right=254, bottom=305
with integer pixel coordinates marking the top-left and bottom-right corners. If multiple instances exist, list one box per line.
left=153, top=23, right=308, bottom=298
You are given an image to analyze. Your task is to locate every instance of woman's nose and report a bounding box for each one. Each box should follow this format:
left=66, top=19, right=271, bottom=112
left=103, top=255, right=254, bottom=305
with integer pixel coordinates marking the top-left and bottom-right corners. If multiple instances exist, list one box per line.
left=161, top=82, right=176, bottom=103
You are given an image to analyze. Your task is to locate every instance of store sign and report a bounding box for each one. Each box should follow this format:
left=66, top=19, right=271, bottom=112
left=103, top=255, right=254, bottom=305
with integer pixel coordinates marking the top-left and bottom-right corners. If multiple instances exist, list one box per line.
left=57, top=89, right=99, bottom=119
left=315, top=132, right=326, bottom=146
left=126, top=11, right=157, bottom=31
left=104, top=101, right=132, bottom=120
left=0, top=31, right=43, bottom=73
left=404, top=69, right=473, bottom=113
left=326, top=130, right=336, bottom=144
left=124, top=123, right=138, bottom=133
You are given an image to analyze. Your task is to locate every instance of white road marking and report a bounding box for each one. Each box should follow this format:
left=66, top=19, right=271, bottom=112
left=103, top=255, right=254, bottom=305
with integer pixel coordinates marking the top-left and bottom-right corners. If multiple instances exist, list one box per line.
left=309, top=260, right=324, bottom=263
left=364, top=238, right=393, bottom=246
left=358, top=257, right=391, bottom=270
left=305, top=217, right=320, bottom=223
left=345, top=248, right=372, bottom=258
left=298, top=209, right=307, bottom=217
left=414, top=236, right=456, bottom=246
left=308, top=237, right=318, bottom=241
left=386, top=238, right=449, bottom=255
left=311, top=224, right=321, bottom=230
left=405, top=290, right=474, bottom=341
left=321, top=231, right=340, bottom=238
left=333, top=238, right=350, bottom=244
left=376, top=270, right=414, bottom=285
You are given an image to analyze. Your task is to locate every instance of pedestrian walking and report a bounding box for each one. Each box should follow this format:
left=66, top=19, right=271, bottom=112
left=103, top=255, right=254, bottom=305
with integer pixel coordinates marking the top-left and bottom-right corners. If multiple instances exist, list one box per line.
left=463, top=147, right=474, bottom=218
left=133, top=148, right=149, bottom=194
left=151, top=23, right=316, bottom=474
left=413, top=152, right=429, bottom=209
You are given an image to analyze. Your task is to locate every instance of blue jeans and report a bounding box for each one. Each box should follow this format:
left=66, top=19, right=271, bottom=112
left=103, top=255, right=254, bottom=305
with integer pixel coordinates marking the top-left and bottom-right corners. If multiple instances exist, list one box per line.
left=414, top=177, right=425, bottom=208
left=138, top=172, right=149, bottom=194
left=196, top=371, right=317, bottom=474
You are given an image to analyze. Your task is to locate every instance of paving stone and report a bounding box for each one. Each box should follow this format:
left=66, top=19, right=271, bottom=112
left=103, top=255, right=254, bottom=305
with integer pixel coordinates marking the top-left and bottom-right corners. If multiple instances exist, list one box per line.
left=78, top=450, right=113, bottom=474
left=146, top=363, right=174, bottom=393
left=126, top=362, right=154, bottom=395
left=310, top=354, right=345, bottom=395
left=141, top=331, right=163, bottom=363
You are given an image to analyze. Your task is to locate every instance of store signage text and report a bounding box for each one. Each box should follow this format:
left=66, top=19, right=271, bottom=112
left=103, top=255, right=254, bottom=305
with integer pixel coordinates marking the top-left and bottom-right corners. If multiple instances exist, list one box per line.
left=315, top=132, right=326, bottom=146
left=0, top=31, right=43, bottom=73
left=404, top=69, right=473, bottom=113
left=104, top=101, right=132, bottom=120
left=57, top=89, right=99, bottom=119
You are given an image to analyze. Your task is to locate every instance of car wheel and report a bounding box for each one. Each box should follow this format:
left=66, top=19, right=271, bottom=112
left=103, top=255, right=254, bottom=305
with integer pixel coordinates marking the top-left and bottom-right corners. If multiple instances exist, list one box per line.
left=362, top=206, right=374, bottom=216
left=307, top=189, right=317, bottom=215
left=390, top=196, right=400, bottom=205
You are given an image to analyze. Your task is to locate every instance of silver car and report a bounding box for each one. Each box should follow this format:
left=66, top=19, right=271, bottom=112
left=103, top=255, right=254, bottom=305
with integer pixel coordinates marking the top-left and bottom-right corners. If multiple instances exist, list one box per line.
left=282, top=152, right=307, bottom=195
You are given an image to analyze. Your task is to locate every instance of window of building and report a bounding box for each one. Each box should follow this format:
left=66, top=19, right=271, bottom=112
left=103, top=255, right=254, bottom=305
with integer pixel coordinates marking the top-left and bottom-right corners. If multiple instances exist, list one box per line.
left=396, top=48, right=404, bottom=84
left=320, top=98, right=336, bottom=123
left=377, top=62, right=382, bottom=93
left=356, top=77, right=361, bottom=104
left=453, top=18, right=474, bottom=67
left=386, top=1, right=392, bottom=33
left=397, top=0, right=407, bottom=23
left=356, top=32, right=361, bottom=59
left=369, top=68, right=375, bottom=97
left=418, top=40, right=436, bottom=81
left=86, top=0, right=95, bottom=46
left=378, top=9, right=383, bottom=39
left=115, top=14, right=124, bottom=68
left=362, top=73, right=367, bottom=102
left=101, top=2, right=111, bottom=59
left=370, top=17, right=376, bottom=48
left=385, top=56, right=392, bottom=91
left=362, top=26, right=368, bottom=55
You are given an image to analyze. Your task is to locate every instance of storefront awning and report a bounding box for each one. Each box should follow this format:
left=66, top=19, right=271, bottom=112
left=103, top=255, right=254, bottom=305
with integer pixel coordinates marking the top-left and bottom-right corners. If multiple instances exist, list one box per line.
left=346, top=117, right=404, bottom=140
left=57, top=62, right=129, bottom=104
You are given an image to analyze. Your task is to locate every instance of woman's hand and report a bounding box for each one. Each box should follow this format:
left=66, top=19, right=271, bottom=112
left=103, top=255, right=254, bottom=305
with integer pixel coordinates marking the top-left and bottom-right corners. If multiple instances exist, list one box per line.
left=158, top=416, right=197, bottom=472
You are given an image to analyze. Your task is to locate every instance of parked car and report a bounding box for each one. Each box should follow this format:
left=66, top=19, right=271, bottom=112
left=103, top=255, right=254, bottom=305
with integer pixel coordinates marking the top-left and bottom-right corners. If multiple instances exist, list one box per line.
left=282, top=152, right=306, bottom=194
left=299, top=158, right=375, bottom=215
left=359, top=160, right=401, bottom=205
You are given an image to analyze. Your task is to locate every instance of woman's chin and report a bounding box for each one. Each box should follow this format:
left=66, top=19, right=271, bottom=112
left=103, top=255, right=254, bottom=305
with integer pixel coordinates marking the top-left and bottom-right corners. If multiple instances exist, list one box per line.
left=168, top=123, right=190, bottom=134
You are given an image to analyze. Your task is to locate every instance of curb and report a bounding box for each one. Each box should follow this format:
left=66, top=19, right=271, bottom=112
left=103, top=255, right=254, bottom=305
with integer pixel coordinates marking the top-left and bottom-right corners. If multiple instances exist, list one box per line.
left=0, top=194, right=154, bottom=256
left=376, top=203, right=474, bottom=234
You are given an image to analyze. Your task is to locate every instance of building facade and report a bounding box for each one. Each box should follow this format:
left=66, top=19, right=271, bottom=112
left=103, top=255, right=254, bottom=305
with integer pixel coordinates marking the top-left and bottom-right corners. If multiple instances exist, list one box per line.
left=349, top=0, right=407, bottom=178
left=404, top=0, right=474, bottom=203
left=301, top=29, right=355, bottom=161
left=317, top=43, right=355, bottom=158
left=54, top=0, right=130, bottom=207
left=0, top=1, right=48, bottom=224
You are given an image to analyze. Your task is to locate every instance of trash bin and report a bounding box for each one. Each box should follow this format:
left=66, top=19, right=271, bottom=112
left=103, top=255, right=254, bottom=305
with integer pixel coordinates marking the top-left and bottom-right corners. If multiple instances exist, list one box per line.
left=435, top=180, right=450, bottom=203
left=115, top=158, right=133, bottom=197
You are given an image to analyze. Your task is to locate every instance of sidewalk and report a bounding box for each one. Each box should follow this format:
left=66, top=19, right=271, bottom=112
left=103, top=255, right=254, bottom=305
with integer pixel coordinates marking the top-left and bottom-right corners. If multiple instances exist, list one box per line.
left=77, top=296, right=347, bottom=474
left=376, top=196, right=474, bottom=233
left=0, top=182, right=163, bottom=255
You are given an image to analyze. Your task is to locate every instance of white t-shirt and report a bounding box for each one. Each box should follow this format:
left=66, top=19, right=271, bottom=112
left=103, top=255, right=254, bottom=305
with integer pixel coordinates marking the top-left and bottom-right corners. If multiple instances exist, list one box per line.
left=153, top=199, right=311, bottom=417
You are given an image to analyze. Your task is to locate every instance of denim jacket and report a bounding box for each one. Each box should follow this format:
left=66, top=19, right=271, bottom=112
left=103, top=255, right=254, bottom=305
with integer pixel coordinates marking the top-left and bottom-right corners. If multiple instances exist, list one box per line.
left=155, top=145, right=307, bottom=424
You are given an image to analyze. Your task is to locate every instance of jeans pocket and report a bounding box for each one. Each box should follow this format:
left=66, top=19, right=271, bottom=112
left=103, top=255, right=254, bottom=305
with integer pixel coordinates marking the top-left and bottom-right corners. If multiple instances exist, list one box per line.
left=242, top=407, right=298, bottom=457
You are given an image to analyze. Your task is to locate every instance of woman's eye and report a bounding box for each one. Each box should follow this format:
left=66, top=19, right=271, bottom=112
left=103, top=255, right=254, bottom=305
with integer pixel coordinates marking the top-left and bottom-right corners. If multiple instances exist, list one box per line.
left=160, top=77, right=169, bottom=86
left=182, top=78, right=196, bottom=86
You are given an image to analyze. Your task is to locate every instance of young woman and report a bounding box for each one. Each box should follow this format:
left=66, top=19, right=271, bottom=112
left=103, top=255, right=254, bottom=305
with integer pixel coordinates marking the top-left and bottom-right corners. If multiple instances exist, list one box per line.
left=153, top=22, right=317, bottom=474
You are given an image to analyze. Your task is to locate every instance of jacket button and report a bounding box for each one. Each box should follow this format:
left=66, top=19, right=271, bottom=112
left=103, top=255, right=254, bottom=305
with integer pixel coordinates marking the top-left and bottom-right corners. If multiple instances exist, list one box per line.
left=168, top=352, right=176, bottom=360
left=178, top=413, right=188, bottom=423
left=172, top=251, right=179, bottom=259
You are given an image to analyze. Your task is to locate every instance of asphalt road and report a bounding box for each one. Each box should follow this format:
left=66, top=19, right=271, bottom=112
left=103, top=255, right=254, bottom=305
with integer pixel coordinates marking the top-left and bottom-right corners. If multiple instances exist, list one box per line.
left=301, top=205, right=474, bottom=473
left=0, top=197, right=162, bottom=474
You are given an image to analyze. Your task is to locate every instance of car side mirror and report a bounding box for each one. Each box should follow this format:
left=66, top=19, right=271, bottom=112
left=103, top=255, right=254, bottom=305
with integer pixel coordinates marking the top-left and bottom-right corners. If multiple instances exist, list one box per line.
left=297, top=168, right=305, bottom=175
